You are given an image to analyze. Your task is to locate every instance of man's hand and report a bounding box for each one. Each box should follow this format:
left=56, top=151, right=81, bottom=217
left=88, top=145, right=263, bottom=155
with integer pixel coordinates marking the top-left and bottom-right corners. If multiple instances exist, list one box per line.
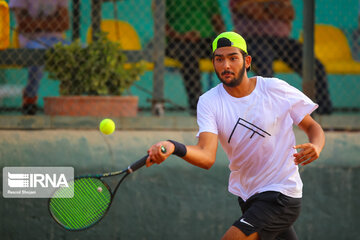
left=293, top=143, right=321, bottom=166
left=146, top=141, right=175, bottom=167
left=182, top=30, right=201, bottom=42
left=296, top=114, right=325, bottom=166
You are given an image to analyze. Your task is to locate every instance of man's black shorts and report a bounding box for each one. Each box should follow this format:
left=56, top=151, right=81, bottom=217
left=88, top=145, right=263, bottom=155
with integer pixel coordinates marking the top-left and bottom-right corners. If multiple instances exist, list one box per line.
left=232, top=191, right=302, bottom=240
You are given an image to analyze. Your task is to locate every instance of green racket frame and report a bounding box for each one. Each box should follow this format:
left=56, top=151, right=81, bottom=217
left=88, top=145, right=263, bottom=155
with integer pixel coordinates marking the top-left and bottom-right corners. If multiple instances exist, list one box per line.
left=48, top=154, right=148, bottom=231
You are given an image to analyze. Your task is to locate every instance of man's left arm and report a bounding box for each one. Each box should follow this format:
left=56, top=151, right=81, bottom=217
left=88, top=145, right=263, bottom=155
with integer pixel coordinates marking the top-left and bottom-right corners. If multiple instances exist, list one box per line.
left=294, top=114, right=325, bottom=166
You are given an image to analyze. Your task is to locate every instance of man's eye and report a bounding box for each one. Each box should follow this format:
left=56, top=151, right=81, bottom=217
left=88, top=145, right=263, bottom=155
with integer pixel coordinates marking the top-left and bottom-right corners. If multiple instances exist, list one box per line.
left=216, top=58, right=222, bottom=62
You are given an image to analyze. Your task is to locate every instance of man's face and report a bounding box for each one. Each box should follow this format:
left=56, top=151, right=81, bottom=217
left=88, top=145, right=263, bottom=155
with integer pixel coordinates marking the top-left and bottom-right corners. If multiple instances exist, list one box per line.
left=213, top=47, right=247, bottom=87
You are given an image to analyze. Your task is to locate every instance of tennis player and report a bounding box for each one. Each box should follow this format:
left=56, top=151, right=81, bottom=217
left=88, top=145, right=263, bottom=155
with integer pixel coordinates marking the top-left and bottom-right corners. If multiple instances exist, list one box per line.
left=147, top=32, right=325, bottom=240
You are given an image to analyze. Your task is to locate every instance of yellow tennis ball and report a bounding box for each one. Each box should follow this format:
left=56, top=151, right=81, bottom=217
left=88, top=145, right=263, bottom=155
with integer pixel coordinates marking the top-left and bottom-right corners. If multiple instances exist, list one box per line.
left=99, top=119, right=115, bottom=135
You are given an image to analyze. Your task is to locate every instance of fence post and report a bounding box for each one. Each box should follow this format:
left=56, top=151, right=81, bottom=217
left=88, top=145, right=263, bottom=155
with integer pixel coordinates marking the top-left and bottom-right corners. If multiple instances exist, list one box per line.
left=152, top=0, right=166, bottom=116
left=302, top=0, right=316, bottom=101
left=72, top=0, right=80, bottom=41
left=91, top=0, right=102, bottom=41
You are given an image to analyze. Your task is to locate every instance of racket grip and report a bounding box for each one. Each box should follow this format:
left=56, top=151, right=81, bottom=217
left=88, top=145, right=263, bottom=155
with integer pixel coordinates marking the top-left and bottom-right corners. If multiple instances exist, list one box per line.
left=128, top=155, right=148, bottom=173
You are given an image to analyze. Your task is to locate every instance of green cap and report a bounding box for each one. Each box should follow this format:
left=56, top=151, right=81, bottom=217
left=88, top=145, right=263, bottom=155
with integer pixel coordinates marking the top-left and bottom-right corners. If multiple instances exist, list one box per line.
left=212, top=32, right=247, bottom=54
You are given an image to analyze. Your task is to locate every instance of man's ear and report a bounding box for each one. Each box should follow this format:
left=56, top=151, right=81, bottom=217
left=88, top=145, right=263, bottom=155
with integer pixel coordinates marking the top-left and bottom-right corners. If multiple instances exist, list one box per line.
left=245, top=55, right=252, bottom=69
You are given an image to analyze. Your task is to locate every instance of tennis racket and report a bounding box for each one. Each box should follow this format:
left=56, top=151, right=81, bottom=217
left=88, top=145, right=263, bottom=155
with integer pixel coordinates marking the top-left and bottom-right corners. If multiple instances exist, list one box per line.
left=48, top=147, right=165, bottom=231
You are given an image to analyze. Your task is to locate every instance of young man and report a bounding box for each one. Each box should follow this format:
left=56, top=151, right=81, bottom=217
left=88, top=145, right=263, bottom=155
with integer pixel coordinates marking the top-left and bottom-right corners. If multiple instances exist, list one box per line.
left=153, top=0, right=225, bottom=115
left=146, top=32, right=325, bottom=240
left=10, top=0, right=69, bottom=115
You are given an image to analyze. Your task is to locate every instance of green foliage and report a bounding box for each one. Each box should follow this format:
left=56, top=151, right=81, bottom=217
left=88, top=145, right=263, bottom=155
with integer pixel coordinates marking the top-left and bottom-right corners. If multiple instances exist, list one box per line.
left=45, top=33, right=146, bottom=96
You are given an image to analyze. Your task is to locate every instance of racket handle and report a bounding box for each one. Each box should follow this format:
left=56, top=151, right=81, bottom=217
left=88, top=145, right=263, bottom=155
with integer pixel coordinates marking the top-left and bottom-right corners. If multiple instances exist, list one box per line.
left=128, top=155, right=148, bottom=173
left=128, top=147, right=166, bottom=173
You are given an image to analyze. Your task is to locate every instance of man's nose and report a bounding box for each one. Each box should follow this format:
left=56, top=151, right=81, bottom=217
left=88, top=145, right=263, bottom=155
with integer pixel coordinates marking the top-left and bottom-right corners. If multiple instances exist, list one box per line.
left=223, top=59, right=231, bottom=69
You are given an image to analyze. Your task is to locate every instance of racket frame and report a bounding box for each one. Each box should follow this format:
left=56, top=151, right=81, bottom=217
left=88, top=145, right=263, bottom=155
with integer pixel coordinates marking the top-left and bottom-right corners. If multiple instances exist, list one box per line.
left=48, top=154, right=148, bottom=231
left=48, top=176, right=114, bottom=231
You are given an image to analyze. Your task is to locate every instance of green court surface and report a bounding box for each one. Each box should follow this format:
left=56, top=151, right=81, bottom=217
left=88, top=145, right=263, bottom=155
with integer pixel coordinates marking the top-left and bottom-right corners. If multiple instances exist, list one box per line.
left=0, top=118, right=359, bottom=239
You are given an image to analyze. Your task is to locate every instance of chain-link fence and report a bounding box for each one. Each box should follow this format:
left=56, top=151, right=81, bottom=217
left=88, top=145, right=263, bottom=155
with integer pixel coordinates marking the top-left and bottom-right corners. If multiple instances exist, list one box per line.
left=0, top=0, right=359, bottom=117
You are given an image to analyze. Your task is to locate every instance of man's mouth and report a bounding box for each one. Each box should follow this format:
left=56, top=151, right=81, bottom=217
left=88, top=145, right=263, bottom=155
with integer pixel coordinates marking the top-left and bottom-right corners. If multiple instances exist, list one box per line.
left=222, top=71, right=234, bottom=76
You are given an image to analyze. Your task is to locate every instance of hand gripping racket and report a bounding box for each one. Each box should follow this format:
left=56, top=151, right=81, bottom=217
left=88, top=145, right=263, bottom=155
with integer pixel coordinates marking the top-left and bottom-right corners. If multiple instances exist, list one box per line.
left=48, top=147, right=165, bottom=231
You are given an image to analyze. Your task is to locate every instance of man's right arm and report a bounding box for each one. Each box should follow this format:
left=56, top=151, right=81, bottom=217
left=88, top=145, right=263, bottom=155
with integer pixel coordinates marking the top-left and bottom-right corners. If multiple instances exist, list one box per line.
left=146, top=132, right=218, bottom=170
left=182, top=132, right=218, bottom=169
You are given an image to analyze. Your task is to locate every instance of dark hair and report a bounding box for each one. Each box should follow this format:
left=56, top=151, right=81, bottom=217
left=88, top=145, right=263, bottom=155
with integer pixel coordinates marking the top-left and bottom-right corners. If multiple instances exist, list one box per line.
left=239, top=50, right=247, bottom=57
left=240, top=50, right=251, bottom=72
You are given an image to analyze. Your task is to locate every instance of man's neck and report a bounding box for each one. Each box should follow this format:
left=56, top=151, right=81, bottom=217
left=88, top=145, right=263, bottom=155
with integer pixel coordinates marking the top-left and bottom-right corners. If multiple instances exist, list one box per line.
left=223, top=76, right=257, bottom=98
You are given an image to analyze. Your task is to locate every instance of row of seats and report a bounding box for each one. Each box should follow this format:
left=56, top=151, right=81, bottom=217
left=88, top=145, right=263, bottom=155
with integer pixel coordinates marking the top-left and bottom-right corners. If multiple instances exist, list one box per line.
left=88, top=20, right=360, bottom=75
left=87, top=20, right=214, bottom=72
left=274, top=24, right=360, bottom=74
left=2, top=19, right=360, bottom=75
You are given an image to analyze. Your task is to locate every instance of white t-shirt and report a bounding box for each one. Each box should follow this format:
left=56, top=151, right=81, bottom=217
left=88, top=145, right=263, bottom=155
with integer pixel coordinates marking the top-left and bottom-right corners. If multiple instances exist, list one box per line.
left=9, top=0, right=68, bottom=46
left=197, top=76, right=318, bottom=201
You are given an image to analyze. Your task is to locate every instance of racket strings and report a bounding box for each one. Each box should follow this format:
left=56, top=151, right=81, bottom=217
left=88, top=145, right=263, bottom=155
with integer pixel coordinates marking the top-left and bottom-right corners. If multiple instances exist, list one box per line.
left=64, top=180, right=103, bottom=228
left=49, top=178, right=111, bottom=230
left=51, top=178, right=110, bottom=229
left=50, top=181, right=81, bottom=228
left=50, top=181, right=81, bottom=227
left=76, top=179, right=110, bottom=223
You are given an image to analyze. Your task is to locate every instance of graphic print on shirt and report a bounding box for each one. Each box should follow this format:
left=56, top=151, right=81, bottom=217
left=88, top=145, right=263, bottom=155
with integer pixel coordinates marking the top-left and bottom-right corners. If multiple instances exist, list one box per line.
left=228, top=117, right=271, bottom=143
